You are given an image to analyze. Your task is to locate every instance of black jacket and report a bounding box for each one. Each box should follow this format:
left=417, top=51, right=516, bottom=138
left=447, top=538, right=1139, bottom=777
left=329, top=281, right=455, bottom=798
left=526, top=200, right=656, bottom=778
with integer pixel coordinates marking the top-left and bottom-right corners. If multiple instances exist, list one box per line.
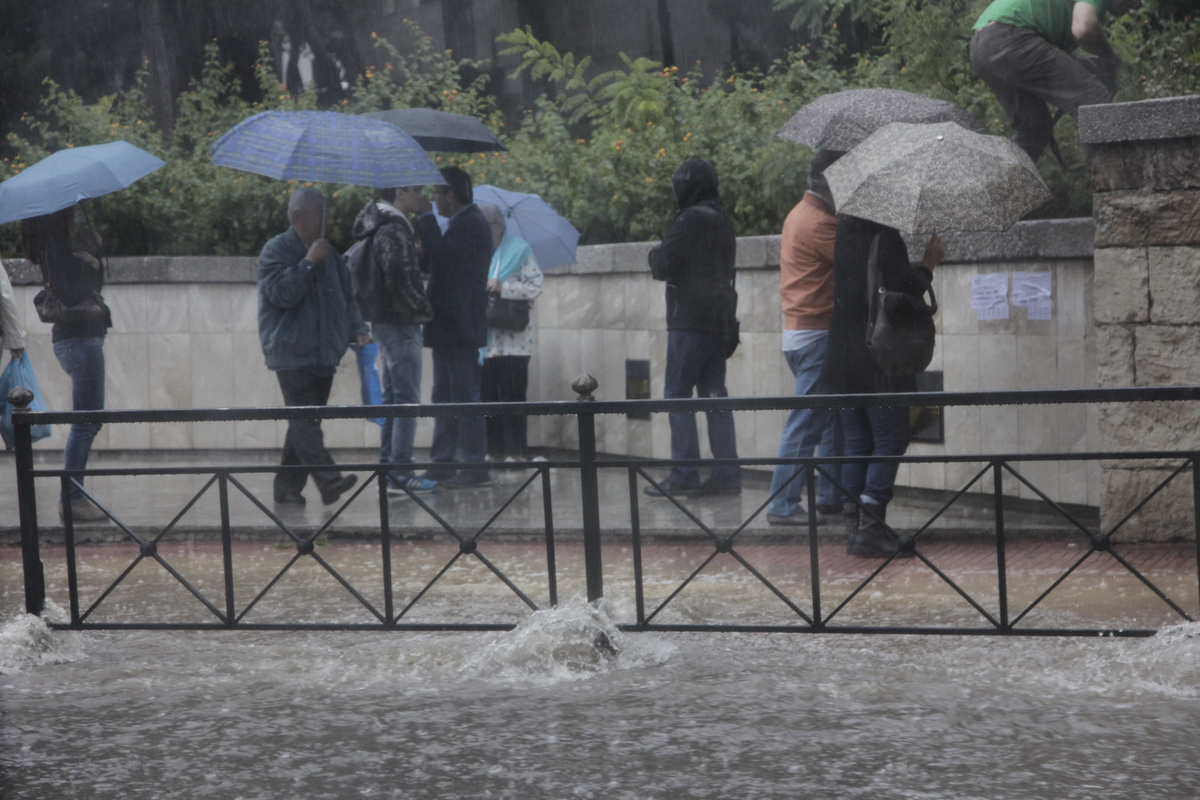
left=416, top=203, right=493, bottom=348
left=350, top=201, right=432, bottom=326
left=822, top=216, right=933, bottom=394
left=648, top=159, right=738, bottom=333
left=37, top=238, right=110, bottom=343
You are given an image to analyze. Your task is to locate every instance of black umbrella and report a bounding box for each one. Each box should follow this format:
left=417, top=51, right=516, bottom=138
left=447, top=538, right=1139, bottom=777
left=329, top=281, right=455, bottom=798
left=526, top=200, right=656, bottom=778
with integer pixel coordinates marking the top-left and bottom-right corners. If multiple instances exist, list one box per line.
left=776, top=89, right=984, bottom=151
left=361, top=108, right=507, bottom=153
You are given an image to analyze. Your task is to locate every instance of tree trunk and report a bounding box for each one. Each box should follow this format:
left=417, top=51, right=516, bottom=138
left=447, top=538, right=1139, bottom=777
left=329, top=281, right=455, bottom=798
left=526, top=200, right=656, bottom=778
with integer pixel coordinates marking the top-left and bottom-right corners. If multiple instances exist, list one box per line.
left=657, top=0, right=675, bottom=68
left=139, top=0, right=178, bottom=135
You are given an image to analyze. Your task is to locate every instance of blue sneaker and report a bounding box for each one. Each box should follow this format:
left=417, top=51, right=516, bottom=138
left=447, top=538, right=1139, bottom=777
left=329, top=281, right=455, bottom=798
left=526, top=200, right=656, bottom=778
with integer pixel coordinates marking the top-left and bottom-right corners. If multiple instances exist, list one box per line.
left=387, top=476, right=438, bottom=497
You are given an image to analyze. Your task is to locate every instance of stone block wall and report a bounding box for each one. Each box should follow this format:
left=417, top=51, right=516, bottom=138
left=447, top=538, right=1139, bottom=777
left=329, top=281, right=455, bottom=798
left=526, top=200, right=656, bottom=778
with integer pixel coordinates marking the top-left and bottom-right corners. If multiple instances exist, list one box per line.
left=4, top=219, right=1099, bottom=504
left=1080, top=95, right=1200, bottom=541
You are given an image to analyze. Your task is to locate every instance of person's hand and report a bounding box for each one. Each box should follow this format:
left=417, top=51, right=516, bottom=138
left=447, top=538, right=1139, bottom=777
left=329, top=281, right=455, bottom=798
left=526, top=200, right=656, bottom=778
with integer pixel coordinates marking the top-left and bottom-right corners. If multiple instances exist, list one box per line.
left=305, top=238, right=332, bottom=266
left=74, top=251, right=101, bottom=270
left=487, top=278, right=502, bottom=293
left=921, top=233, right=945, bottom=271
left=356, top=333, right=372, bottom=348
left=9, top=348, right=23, bottom=361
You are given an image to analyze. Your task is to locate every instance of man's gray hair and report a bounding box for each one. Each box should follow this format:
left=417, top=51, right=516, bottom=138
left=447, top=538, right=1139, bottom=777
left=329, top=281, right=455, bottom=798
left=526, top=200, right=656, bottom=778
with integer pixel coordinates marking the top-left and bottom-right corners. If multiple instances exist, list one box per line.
left=288, top=186, right=326, bottom=219
left=479, top=203, right=506, bottom=235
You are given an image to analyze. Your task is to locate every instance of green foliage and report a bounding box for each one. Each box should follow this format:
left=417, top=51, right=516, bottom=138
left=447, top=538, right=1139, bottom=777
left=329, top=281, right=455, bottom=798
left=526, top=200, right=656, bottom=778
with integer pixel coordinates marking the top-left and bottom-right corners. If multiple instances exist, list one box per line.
left=2, top=7, right=1197, bottom=256
left=0, top=24, right=495, bottom=258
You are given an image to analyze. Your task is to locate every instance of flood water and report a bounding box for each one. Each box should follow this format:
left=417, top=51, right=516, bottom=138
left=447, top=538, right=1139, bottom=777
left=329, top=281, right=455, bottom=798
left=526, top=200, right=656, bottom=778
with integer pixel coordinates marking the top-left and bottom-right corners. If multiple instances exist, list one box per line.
left=2, top=541, right=1199, bottom=799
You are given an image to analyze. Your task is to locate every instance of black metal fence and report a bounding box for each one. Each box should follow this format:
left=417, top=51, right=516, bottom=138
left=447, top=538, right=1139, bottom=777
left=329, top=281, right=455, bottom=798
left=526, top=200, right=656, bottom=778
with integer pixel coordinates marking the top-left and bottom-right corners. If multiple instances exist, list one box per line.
left=8, top=382, right=1200, bottom=637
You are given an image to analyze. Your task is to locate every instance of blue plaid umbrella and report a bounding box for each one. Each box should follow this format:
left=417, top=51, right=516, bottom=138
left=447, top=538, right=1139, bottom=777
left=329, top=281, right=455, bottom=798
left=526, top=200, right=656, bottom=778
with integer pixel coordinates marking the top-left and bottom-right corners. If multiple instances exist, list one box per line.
left=0, top=141, right=166, bottom=225
left=210, top=110, right=445, bottom=187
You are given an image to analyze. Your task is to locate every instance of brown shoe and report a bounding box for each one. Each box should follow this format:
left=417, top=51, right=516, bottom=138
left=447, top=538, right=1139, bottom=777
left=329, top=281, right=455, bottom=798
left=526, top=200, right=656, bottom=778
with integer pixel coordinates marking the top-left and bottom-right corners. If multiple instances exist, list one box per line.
left=60, top=496, right=108, bottom=524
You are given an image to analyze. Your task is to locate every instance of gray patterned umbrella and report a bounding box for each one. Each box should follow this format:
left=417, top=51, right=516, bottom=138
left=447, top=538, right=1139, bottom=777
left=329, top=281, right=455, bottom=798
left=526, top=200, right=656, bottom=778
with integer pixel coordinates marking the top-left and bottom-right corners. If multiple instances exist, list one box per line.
left=822, top=121, right=1052, bottom=234
left=776, top=89, right=984, bottom=151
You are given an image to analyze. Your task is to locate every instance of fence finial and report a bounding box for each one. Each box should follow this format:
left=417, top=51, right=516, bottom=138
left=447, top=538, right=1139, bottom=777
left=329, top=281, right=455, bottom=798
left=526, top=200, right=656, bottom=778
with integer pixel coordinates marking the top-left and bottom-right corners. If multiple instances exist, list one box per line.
left=572, top=374, right=598, bottom=401
left=7, top=385, right=34, bottom=410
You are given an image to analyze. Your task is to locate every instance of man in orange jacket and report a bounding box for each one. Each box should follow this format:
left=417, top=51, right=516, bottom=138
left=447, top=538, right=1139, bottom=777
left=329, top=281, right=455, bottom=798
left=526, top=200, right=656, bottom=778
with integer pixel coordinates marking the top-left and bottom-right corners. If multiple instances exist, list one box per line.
left=767, top=150, right=845, bottom=526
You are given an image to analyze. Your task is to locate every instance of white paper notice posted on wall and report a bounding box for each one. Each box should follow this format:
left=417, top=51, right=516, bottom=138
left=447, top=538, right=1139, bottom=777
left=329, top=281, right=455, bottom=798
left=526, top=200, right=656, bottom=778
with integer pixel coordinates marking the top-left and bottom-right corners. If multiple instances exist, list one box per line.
left=1012, top=272, right=1052, bottom=320
left=971, top=273, right=1008, bottom=320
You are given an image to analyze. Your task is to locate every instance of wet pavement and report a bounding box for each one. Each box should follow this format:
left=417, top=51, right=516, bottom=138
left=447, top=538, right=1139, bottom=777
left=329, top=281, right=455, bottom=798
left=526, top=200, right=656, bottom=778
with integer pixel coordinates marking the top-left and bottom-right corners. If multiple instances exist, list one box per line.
left=0, top=447, right=1105, bottom=545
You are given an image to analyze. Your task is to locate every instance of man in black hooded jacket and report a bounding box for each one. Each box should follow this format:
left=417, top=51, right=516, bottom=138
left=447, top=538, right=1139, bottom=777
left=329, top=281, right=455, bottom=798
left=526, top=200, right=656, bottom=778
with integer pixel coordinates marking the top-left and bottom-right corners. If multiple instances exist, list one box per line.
left=646, top=158, right=741, bottom=497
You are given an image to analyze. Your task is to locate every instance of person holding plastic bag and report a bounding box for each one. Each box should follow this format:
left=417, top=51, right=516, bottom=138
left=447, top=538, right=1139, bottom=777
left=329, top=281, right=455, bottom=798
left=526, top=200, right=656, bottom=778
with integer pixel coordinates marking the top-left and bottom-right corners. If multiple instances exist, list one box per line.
left=1, top=257, right=25, bottom=362
left=21, top=207, right=111, bottom=522
left=0, top=257, right=52, bottom=450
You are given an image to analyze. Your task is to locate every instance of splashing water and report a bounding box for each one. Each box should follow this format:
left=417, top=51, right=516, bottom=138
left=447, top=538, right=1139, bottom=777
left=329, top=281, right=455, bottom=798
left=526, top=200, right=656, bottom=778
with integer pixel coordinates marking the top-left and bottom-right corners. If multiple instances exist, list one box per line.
left=0, top=601, right=86, bottom=674
left=462, top=596, right=674, bottom=684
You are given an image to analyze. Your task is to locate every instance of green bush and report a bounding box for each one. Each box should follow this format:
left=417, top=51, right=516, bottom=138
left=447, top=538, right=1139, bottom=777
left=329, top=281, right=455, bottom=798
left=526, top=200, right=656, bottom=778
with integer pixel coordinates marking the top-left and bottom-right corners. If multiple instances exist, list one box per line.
left=1, top=7, right=1195, bottom=258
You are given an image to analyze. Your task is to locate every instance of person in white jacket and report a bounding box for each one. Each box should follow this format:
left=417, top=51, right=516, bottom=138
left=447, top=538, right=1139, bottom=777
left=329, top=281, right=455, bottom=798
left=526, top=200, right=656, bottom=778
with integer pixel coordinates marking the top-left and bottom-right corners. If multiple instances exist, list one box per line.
left=0, top=259, right=26, bottom=363
left=479, top=204, right=543, bottom=462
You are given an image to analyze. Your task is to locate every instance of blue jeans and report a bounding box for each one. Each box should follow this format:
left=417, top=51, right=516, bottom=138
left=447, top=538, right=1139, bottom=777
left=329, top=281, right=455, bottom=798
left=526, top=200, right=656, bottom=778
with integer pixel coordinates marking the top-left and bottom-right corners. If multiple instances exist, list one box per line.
left=373, top=323, right=424, bottom=483
left=664, top=330, right=739, bottom=487
left=429, top=346, right=488, bottom=480
left=841, top=405, right=910, bottom=506
left=52, top=337, right=105, bottom=500
left=767, top=337, right=843, bottom=517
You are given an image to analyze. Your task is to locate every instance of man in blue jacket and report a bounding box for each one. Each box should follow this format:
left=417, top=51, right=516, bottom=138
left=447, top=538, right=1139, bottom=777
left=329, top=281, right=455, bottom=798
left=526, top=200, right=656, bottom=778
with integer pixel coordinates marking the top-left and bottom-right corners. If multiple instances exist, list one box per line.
left=258, top=187, right=369, bottom=506
left=414, top=167, right=494, bottom=488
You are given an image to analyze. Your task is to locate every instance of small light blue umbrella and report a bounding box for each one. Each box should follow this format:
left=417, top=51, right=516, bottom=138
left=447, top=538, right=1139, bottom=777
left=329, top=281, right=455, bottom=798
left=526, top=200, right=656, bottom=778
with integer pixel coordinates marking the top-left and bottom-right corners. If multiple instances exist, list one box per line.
left=0, top=141, right=166, bottom=225
left=461, top=184, right=580, bottom=269
left=210, top=110, right=446, bottom=188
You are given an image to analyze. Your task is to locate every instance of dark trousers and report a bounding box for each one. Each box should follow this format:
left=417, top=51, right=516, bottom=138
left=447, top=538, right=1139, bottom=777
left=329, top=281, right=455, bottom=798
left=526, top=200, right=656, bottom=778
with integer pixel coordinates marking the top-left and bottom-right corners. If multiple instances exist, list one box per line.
left=970, top=23, right=1113, bottom=160
left=429, top=346, right=488, bottom=479
left=482, top=355, right=531, bottom=459
left=840, top=405, right=909, bottom=506
left=664, top=329, right=739, bottom=487
left=274, top=368, right=342, bottom=498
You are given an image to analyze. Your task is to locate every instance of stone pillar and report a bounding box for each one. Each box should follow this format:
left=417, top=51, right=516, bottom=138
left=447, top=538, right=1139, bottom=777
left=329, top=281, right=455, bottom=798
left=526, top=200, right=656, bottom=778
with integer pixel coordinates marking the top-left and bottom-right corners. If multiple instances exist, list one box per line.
left=1081, top=95, right=1200, bottom=541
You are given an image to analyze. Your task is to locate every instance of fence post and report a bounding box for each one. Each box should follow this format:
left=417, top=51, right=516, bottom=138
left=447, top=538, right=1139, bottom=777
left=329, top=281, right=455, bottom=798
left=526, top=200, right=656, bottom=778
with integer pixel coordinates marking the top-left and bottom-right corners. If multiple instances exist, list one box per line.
left=9, top=386, right=45, bottom=617
left=573, top=374, right=604, bottom=603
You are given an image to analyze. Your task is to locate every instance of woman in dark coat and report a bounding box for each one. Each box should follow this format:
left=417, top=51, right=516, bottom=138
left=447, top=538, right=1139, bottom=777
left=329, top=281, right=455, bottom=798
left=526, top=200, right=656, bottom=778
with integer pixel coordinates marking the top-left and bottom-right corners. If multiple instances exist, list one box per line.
left=822, top=215, right=943, bottom=557
left=21, top=206, right=111, bottom=523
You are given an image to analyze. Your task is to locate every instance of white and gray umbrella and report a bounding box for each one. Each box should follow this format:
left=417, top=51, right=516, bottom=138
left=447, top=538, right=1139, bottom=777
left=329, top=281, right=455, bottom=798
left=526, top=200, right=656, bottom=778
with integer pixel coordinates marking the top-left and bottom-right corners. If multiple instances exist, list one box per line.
left=776, top=88, right=984, bottom=151
left=822, top=121, right=1052, bottom=234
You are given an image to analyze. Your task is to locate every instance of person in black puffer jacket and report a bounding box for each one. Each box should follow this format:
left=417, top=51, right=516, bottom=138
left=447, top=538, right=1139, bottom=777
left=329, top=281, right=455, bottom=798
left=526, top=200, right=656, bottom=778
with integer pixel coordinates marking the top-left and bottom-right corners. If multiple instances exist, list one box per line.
left=350, top=186, right=435, bottom=496
left=646, top=158, right=741, bottom=497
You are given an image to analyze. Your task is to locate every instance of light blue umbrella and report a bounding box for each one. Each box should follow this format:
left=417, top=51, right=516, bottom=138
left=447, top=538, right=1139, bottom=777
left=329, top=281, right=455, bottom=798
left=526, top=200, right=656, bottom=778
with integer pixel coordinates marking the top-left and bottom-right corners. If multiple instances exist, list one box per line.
left=458, top=184, right=580, bottom=269
left=0, top=141, right=166, bottom=225
left=211, top=110, right=446, bottom=188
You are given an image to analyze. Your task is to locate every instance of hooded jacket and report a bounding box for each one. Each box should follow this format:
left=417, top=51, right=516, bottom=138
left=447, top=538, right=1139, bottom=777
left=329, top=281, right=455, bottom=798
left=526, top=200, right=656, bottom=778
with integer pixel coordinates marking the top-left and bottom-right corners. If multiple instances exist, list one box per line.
left=257, top=227, right=368, bottom=372
left=350, top=200, right=433, bottom=326
left=648, top=159, right=738, bottom=333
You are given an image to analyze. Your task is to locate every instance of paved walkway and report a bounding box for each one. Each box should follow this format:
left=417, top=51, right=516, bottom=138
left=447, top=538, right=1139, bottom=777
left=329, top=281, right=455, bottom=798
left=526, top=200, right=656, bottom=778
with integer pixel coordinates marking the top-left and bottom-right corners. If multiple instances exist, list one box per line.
left=2, top=447, right=1102, bottom=544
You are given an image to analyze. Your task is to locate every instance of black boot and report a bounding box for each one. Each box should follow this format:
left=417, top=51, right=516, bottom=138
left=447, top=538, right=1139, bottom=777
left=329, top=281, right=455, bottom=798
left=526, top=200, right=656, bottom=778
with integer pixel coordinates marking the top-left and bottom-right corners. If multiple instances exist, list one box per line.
left=848, top=501, right=907, bottom=558
left=842, top=502, right=861, bottom=553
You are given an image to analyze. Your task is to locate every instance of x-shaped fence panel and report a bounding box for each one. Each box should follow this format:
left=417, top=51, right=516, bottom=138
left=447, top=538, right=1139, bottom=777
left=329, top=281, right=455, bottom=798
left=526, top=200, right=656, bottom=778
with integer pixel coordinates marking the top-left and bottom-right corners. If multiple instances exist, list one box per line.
left=616, top=453, right=1199, bottom=636
left=46, top=461, right=560, bottom=631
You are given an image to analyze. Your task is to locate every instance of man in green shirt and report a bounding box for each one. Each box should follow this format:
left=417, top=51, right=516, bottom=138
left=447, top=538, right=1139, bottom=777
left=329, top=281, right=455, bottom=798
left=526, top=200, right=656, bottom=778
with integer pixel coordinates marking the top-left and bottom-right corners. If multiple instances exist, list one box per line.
left=970, top=0, right=1141, bottom=160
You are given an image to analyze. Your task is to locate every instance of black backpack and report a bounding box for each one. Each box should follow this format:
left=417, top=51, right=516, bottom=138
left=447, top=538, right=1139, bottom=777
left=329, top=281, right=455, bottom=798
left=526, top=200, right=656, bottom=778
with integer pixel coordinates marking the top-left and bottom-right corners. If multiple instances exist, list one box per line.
left=864, top=233, right=937, bottom=376
left=345, top=234, right=383, bottom=321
